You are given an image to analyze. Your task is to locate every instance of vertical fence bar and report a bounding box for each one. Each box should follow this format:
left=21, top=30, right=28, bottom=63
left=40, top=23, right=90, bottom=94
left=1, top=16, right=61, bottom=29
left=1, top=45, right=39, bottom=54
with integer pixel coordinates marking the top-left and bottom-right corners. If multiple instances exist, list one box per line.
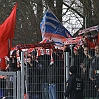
left=25, top=52, right=28, bottom=97
left=13, top=73, right=16, bottom=99
left=17, top=71, right=21, bottom=99
left=64, top=51, right=69, bottom=99
left=21, top=51, right=24, bottom=99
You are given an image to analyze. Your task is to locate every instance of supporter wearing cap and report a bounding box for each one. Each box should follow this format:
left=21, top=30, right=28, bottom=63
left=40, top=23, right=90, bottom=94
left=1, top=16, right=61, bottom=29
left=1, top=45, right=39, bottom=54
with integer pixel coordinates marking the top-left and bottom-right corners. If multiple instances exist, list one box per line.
left=64, top=66, right=83, bottom=99
left=69, top=66, right=77, bottom=74
left=30, top=50, right=37, bottom=60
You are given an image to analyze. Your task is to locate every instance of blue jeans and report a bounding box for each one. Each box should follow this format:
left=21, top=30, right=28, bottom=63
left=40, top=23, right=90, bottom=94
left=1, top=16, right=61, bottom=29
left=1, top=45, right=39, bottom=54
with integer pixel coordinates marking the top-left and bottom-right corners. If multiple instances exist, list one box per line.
left=48, top=84, right=57, bottom=99
left=0, top=89, right=3, bottom=99
left=41, top=83, right=49, bottom=99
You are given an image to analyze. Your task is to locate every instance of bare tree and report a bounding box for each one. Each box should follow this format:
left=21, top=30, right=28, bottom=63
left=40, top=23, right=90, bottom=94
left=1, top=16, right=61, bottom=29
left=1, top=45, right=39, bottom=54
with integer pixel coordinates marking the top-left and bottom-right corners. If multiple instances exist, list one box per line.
left=0, top=0, right=99, bottom=46
left=63, top=0, right=99, bottom=34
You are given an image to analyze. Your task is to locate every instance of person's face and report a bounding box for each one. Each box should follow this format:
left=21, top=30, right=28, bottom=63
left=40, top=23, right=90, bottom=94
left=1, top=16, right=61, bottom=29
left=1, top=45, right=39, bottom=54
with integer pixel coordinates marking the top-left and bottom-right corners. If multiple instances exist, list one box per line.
left=84, top=47, right=88, bottom=55
left=74, top=50, right=78, bottom=55
left=27, top=57, right=32, bottom=62
left=95, top=46, right=99, bottom=55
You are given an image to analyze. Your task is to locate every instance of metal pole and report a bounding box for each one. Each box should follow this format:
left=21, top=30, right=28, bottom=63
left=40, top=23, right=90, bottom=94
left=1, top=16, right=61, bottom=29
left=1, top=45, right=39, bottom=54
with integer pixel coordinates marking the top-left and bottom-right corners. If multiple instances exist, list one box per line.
left=70, top=44, right=73, bottom=66
left=64, top=51, right=69, bottom=99
left=21, top=51, right=24, bottom=99
left=66, top=52, right=69, bottom=81
left=17, top=71, right=21, bottom=99
left=25, top=52, right=28, bottom=98
left=85, top=16, right=87, bottom=29
left=13, top=73, right=16, bottom=99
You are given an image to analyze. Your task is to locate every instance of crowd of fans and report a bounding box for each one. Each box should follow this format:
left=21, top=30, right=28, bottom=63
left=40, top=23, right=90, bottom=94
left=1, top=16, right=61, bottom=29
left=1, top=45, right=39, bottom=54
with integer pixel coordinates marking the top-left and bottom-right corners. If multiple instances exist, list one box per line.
left=0, top=33, right=99, bottom=99
left=69, top=34, right=99, bottom=99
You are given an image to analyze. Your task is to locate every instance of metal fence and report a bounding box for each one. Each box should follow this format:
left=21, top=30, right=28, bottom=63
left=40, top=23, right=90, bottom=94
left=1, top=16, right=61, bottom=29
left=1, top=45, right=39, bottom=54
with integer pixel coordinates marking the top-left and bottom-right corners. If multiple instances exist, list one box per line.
left=0, top=48, right=99, bottom=99
left=0, top=72, right=16, bottom=99
left=0, top=52, right=25, bottom=99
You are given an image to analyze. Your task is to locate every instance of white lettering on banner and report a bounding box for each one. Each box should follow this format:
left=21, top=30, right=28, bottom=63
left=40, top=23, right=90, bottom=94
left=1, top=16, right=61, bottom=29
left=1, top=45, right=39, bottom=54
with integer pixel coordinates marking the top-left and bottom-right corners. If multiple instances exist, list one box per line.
left=77, top=83, right=81, bottom=87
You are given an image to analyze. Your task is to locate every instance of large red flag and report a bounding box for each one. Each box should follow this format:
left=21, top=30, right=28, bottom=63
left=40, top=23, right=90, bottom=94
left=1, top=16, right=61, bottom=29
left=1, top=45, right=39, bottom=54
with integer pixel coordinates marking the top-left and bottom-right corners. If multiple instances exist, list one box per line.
left=0, top=3, right=18, bottom=58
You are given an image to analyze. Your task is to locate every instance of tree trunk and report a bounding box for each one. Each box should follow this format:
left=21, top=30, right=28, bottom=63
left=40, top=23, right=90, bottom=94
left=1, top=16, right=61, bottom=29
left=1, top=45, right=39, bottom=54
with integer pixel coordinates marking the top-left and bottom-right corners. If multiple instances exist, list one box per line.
left=92, top=0, right=99, bottom=25
left=36, top=0, right=43, bottom=42
left=56, top=0, right=63, bottom=22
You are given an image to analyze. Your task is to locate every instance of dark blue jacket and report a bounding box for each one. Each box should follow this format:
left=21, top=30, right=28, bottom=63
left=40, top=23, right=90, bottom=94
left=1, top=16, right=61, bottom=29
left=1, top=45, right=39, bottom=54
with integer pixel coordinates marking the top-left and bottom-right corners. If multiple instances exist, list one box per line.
left=65, top=73, right=83, bottom=99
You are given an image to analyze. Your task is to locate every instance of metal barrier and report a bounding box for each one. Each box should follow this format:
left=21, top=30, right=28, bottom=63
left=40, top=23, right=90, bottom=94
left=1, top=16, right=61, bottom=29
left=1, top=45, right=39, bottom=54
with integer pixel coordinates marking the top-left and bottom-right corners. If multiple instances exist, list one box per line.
left=24, top=51, right=67, bottom=99
left=0, top=71, right=17, bottom=99
left=0, top=48, right=99, bottom=99
left=24, top=47, right=99, bottom=99
left=0, top=52, right=25, bottom=99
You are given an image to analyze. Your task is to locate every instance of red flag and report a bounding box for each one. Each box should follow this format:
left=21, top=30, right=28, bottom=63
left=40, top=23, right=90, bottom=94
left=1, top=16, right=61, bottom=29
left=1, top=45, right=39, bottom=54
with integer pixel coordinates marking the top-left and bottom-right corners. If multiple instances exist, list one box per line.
left=0, top=4, right=18, bottom=58
left=0, top=58, right=6, bottom=70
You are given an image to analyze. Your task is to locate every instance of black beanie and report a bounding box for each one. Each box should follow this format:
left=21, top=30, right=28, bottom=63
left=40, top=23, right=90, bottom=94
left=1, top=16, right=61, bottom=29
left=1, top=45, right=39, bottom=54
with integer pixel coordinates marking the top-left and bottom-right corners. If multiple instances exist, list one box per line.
left=69, top=66, right=77, bottom=74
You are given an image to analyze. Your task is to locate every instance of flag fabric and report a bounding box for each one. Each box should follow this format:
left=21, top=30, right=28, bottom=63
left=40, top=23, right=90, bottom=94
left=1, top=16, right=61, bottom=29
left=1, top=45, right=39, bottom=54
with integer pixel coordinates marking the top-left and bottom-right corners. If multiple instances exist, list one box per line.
left=40, top=8, right=72, bottom=46
left=78, top=25, right=99, bottom=35
left=0, top=3, right=18, bottom=58
left=62, top=36, right=82, bottom=45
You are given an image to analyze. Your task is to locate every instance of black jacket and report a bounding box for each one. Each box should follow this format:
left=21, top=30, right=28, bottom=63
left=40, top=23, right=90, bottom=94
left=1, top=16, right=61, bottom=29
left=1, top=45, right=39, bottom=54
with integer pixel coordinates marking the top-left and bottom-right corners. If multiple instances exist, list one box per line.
left=9, top=57, right=17, bottom=71
left=47, top=64, right=59, bottom=84
left=65, top=73, right=83, bottom=99
left=38, top=54, right=51, bottom=83
left=47, top=53, right=64, bottom=84
left=27, top=60, right=41, bottom=94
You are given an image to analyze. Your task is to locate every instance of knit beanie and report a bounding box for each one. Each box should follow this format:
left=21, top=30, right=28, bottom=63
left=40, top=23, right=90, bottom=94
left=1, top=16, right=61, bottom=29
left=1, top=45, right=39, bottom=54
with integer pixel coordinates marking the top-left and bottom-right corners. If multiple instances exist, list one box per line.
left=69, top=66, right=77, bottom=74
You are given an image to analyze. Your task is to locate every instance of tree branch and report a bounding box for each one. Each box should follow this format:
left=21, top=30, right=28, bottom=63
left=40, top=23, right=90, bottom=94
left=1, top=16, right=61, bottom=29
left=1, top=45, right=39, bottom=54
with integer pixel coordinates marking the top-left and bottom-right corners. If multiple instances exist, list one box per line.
left=63, top=2, right=84, bottom=18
